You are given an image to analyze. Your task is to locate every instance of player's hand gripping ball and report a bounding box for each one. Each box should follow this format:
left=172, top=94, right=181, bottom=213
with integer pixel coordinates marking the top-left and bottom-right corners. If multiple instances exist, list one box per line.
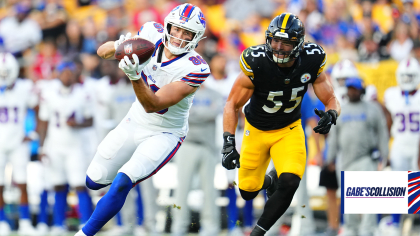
left=114, top=35, right=155, bottom=63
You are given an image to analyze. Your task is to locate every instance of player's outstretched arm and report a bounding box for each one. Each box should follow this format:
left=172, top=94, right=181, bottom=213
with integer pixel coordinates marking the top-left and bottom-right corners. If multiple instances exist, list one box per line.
left=223, top=71, right=255, bottom=134
left=97, top=41, right=116, bottom=60
left=313, top=72, right=341, bottom=115
left=97, top=33, right=134, bottom=59
left=132, top=79, right=198, bottom=113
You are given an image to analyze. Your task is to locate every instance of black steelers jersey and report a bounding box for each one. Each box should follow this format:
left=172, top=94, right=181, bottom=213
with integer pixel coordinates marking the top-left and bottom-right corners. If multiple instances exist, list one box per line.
left=239, top=42, right=327, bottom=131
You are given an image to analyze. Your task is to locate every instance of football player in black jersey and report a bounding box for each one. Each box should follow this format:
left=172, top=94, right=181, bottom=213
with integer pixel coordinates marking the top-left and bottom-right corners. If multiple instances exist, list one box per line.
left=221, top=13, right=341, bottom=235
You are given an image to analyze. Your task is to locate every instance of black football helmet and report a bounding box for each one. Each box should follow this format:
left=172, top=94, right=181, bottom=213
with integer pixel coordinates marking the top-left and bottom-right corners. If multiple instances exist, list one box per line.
left=265, top=13, right=305, bottom=64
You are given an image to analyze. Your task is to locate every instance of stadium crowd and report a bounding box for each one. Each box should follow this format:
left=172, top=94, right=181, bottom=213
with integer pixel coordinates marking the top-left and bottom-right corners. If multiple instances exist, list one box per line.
left=0, top=0, right=420, bottom=235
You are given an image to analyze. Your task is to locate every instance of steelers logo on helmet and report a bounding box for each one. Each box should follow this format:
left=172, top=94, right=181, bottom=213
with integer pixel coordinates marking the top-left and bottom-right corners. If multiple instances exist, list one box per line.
left=265, top=13, right=305, bottom=64
left=162, top=3, right=206, bottom=55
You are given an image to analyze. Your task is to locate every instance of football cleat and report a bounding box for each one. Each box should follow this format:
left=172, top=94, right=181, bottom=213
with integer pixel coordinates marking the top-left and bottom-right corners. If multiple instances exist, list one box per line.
left=0, top=221, right=11, bottom=236
left=17, top=219, right=37, bottom=235
left=74, top=230, right=87, bottom=236
left=49, top=226, right=67, bottom=236
left=266, top=168, right=278, bottom=199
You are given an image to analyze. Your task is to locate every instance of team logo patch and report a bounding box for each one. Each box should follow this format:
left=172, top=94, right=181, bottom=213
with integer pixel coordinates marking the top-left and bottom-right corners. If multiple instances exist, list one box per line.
left=245, top=130, right=250, bottom=136
left=152, top=65, right=157, bottom=71
left=198, top=12, right=206, bottom=28
left=300, top=73, right=311, bottom=83
left=126, top=118, right=131, bottom=123
left=124, top=44, right=133, bottom=54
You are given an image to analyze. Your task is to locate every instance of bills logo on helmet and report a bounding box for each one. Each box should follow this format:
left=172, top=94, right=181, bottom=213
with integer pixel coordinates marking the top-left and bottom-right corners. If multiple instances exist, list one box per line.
left=124, top=44, right=133, bottom=54
left=300, top=73, right=311, bottom=83
left=198, top=12, right=206, bottom=28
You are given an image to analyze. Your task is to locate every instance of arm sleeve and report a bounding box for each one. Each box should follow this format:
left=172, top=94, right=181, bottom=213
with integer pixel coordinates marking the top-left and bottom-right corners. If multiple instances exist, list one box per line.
left=38, top=95, right=49, bottom=121
left=373, top=103, right=389, bottom=168
left=317, top=54, right=327, bottom=77
left=83, top=93, right=94, bottom=119
left=326, top=123, right=339, bottom=165
left=239, top=48, right=255, bottom=79
left=175, top=63, right=211, bottom=87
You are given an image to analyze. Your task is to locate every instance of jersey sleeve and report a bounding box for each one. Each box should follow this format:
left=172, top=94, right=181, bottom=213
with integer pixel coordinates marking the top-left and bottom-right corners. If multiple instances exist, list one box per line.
left=137, top=21, right=164, bottom=44
left=317, top=52, right=327, bottom=77
left=239, top=48, right=256, bottom=80
left=38, top=93, right=50, bottom=121
left=174, top=55, right=211, bottom=87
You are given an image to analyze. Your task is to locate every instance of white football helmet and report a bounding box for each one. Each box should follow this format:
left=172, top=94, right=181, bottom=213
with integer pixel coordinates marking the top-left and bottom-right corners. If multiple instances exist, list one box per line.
left=331, top=59, right=359, bottom=87
left=396, top=57, right=420, bottom=92
left=0, top=53, right=19, bottom=89
left=162, top=3, right=206, bottom=55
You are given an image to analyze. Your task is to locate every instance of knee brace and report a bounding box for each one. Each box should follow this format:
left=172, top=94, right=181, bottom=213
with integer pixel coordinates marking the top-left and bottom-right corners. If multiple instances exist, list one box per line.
left=276, top=173, right=300, bottom=195
left=239, top=189, right=260, bottom=201
left=86, top=176, right=109, bottom=190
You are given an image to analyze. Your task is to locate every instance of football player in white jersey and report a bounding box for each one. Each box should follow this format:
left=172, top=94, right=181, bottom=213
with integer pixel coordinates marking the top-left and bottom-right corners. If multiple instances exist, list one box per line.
left=76, top=3, right=210, bottom=236
left=38, top=61, right=94, bottom=235
left=0, top=53, right=38, bottom=235
left=384, top=57, right=420, bottom=234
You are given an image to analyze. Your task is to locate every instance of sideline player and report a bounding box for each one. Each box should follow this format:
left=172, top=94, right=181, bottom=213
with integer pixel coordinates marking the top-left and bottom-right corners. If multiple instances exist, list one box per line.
left=0, top=53, right=38, bottom=235
left=221, top=13, right=341, bottom=236
left=384, top=57, right=420, bottom=234
left=75, top=3, right=210, bottom=236
left=38, top=61, right=94, bottom=234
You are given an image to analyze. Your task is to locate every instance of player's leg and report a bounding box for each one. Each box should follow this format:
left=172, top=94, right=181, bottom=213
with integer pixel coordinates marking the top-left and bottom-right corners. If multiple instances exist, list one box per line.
left=0, top=150, right=10, bottom=235
left=237, top=119, right=271, bottom=201
left=198, top=144, right=220, bottom=235
left=66, top=147, right=93, bottom=227
left=85, top=118, right=138, bottom=190
left=250, top=120, right=306, bottom=235
left=47, top=148, right=69, bottom=233
left=10, top=143, right=37, bottom=235
left=171, top=142, right=199, bottom=235
left=80, top=131, right=182, bottom=236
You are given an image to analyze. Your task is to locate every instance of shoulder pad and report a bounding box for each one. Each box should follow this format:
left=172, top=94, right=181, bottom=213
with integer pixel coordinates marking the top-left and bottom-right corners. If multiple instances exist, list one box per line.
left=137, top=21, right=164, bottom=43
left=239, top=45, right=266, bottom=79
left=302, top=42, right=327, bottom=76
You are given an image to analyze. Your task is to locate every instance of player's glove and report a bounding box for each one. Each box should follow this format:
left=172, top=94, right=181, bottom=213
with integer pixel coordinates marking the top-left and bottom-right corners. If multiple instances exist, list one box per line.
left=118, top=54, right=151, bottom=81
left=313, top=108, right=338, bottom=134
left=114, top=32, right=132, bottom=50
left=221, top=132, right=240, bottom=170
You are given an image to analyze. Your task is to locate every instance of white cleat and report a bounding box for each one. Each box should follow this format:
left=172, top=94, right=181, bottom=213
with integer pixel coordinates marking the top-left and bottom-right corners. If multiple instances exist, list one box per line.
left=103, top=225, right=132, bottom=235
left=228, top=227, right=244, bottom=236
left=74, top=230, right=87, bottom=236
left=0, top=221, right=11, bottom=236
left=18, top=219, right=37, bottom=235
left=36, top=223, right=49, bottom=236
left=133, top=226, right=147, bottom=236
left=49, top=226, right=67, bottom=236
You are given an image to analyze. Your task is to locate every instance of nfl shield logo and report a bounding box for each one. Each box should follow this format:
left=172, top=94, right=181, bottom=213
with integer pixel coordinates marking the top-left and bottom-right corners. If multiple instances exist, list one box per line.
left=153, top=65, right=157, bottom=71
left=124, top=44, right=133, bottom=55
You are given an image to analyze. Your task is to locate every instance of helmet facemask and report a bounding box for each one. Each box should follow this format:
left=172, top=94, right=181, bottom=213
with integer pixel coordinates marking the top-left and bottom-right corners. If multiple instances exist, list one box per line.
left=265, top=32, right=304, bottom=64
left=163, top=23, right=199, bottom=55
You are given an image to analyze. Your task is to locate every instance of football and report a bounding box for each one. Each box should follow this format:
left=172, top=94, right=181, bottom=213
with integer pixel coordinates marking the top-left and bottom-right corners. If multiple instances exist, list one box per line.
left=114, top=37, right=155, bottom=63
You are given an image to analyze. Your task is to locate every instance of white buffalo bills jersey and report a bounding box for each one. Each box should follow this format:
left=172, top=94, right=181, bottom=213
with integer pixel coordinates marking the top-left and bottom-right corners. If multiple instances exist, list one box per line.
left=39, top=80, right=93, bottom=146
left=130, top=21, right=210, bottom=137
left=0, top=79, right=37, bottom=150
left=384, top=86, right=420, bottom=156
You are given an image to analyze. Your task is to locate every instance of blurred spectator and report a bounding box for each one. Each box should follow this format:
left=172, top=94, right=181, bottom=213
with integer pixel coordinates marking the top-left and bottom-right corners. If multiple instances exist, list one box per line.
left=327, top=78, right=389, bottom=236
left=303, top=0, right=323, bottom=38
left=389, top=21, right=413, bottom=62
left=58, top=20, right=83, bottom=59
left=224, top=0, right=275, bottom=21
left=312, top=2, right=359, bottom=50
left=31, top=38, right=62, bottom=81
left=131, top=0, right=160, bottom=32
left=33, top=0, right=68, bottom=40
left=171, top=84, right=222, bottom=236
left=81, top=18, right=98, bottom=54
left=0, top=3, right=42, bottom=58
left=400, top=0, right=419, bottom=39
left=372, top=0, right=394, bottom=34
